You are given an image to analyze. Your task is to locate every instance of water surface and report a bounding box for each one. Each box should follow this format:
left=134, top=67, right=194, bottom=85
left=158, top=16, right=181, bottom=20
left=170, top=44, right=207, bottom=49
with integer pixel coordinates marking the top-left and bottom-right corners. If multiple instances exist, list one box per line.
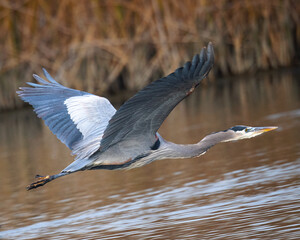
left=0, top=69, right=300, bottom=239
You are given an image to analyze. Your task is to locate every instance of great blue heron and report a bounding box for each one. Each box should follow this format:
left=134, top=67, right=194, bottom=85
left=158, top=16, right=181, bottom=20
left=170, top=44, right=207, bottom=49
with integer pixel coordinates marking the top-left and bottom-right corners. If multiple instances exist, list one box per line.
left=17, top=43, right=277, bottom=190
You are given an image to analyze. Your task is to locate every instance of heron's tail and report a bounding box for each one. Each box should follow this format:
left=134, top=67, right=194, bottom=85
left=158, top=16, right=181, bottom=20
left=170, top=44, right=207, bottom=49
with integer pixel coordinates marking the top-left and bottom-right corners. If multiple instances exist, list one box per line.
left=26, top=172, right=69, bottom=190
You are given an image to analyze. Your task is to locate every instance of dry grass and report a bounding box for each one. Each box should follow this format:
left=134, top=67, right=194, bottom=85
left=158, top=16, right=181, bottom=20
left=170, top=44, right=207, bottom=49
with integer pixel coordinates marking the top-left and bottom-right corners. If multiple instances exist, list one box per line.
left=0, top=0, right=299, bottom=110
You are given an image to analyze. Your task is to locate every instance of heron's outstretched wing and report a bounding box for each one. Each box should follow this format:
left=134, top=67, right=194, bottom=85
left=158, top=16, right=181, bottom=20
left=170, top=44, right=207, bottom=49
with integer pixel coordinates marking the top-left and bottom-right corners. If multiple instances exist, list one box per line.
left=17, top=69, right=116, bottom=160
left=100, top=43, right=214, bottom=156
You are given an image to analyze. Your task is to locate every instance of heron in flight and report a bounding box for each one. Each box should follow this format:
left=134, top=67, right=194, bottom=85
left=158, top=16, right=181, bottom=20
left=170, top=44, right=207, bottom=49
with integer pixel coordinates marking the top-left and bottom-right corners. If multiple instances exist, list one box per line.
left=17, top=43, right=277, bottom=190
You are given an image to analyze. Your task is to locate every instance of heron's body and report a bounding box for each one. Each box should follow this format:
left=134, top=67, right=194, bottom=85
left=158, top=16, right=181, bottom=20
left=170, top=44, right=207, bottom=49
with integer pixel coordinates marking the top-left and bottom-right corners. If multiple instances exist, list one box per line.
left=88, top=134, right=205, bottom=171
left=17, top=43, right=277, bottom=190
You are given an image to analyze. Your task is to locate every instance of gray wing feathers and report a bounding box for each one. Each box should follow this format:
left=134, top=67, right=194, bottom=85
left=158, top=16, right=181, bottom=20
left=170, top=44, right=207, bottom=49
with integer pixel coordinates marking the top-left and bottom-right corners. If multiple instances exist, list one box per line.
left=17, top=69, right=116, bottom=160
left=100, top=43, right=214, bottom=156
left=17, top=69, right=87, bottom=149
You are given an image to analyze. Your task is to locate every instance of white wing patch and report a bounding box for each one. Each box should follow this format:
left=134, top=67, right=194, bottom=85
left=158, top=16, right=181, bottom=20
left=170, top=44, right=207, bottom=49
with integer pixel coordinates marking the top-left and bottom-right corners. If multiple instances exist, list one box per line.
left=64, top=95, right=116, bottom=160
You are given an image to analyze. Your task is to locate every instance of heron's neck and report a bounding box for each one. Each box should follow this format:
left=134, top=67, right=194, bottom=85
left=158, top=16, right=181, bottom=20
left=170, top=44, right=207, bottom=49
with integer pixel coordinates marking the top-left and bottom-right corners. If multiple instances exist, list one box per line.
left=156, top=141, right=207, bottom=160
left=157, top=131, right=233, bottom=160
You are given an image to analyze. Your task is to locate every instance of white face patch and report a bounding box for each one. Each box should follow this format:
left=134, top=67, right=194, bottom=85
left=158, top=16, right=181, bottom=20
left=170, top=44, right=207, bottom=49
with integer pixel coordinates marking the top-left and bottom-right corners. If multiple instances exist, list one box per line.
left=238, top=129, right=264, bottom=140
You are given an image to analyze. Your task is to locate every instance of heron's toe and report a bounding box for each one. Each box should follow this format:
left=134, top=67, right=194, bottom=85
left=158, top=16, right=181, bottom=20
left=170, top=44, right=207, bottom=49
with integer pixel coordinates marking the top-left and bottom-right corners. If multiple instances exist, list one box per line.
left=27, top=175, right=51, bottom=190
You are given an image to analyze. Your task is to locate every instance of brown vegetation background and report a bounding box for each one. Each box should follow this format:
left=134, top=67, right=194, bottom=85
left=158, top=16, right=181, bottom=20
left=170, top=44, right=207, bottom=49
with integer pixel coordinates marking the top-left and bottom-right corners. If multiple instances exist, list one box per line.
left=0, top=0, right=299, bottom=110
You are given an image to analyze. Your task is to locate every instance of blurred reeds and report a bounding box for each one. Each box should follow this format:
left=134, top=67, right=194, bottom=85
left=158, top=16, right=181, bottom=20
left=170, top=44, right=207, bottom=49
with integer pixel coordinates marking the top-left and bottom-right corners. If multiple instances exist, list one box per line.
left=0, top=0, right=299, bottom=110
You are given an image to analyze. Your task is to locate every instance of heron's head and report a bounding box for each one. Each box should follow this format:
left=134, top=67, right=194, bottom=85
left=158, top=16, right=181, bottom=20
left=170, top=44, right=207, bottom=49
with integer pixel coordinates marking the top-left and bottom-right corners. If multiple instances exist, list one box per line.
left=222, top=125, right=278, bottom=142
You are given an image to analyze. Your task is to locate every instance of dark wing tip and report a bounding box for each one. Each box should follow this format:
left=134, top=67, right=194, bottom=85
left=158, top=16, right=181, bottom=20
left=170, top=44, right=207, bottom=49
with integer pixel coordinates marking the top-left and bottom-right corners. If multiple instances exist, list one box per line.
left=190, top=42, right=214, bottom=79
left=206, top=42, right=214, bottom=65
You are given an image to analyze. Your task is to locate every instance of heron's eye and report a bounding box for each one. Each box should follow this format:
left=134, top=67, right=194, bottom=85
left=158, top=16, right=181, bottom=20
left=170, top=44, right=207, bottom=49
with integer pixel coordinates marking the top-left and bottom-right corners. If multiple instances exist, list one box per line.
left=245, top=128, right=249, bottom=132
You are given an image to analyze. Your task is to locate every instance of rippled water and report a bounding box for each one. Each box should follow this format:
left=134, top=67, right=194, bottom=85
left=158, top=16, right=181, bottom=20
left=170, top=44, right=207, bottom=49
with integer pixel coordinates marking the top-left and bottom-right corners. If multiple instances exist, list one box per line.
left=0, top=70, right=300, bottom=239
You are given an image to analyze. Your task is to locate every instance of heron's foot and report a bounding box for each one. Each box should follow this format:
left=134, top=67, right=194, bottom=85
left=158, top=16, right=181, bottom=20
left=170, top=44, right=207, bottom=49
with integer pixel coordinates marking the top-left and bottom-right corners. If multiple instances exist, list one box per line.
left=27, top=175, right=52, bottom=190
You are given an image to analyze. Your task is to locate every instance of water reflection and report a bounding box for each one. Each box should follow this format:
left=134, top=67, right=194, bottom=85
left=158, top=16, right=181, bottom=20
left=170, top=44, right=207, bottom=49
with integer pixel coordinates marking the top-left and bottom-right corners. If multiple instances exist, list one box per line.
left=0, top=69, right=300, bottom=239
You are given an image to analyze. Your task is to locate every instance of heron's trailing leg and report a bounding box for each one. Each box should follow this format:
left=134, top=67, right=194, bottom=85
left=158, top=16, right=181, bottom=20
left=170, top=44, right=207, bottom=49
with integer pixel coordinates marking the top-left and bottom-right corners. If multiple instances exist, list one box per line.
left=26, top=172, right=69, bottom=190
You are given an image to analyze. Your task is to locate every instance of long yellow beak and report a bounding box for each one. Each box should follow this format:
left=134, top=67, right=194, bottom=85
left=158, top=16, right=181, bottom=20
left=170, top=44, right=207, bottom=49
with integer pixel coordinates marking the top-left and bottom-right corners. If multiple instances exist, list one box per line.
left=253, top=126, right=278, bottom=133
